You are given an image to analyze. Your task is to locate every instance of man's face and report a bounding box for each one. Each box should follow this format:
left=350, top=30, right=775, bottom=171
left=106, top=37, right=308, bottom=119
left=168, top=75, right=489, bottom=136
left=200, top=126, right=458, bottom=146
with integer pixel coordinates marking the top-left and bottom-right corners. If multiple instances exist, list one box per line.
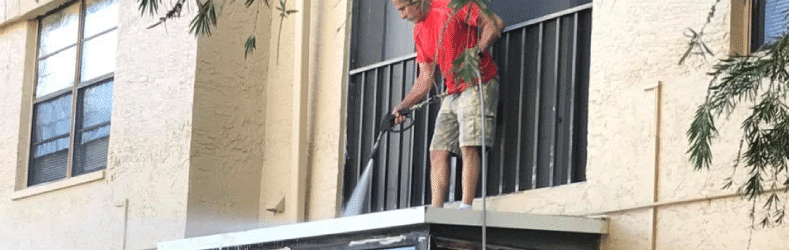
left=393, top=0, right=423, bottom=22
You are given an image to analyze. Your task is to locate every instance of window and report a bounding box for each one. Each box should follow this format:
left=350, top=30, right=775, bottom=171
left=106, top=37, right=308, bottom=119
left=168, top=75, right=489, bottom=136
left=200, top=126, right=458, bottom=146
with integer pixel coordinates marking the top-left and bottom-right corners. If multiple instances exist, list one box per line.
left=29, top=0, right=117, bottom=187
left=344, top=1, right=591, bottom=214
left=752, top=0, right=789, bottom=51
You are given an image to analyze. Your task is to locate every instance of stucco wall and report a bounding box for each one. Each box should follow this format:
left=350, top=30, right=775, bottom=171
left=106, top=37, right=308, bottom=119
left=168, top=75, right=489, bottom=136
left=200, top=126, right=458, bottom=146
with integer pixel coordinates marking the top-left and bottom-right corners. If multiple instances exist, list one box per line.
left=0, top=0, right=198, bottom=249
left=185, top=0, right=271, bottom=237
left=256, top=0, right=350, bottom=224
left=304, top=0, right=351, bottom=221
left=258, top=0, right=299, bottom=225
left=483, top=0, right=789, bottom=249
left=1, top=0, right=74, bottom=28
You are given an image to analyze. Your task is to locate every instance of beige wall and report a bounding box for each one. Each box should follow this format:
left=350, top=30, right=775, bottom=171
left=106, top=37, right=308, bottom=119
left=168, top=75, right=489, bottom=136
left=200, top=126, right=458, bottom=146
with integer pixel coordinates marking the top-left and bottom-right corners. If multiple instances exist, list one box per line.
left=0, top=0, right=198, bottom=249
left=1, top=0, right=74, bottom=28
left=304, top=0, right=351, bottom=221
left=185, top=0, right=271, bottom=237
left=482, top=0, right=789, bottom=249
left=258, top=0, right=299, bottom=225
left=257, top=0, right=350, bottom=224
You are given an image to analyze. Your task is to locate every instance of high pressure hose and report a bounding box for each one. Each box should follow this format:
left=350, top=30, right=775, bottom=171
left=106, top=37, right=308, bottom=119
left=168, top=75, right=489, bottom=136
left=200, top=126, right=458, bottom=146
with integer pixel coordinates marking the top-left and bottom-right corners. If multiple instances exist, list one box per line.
left=475, top=69, right=488, bottom=250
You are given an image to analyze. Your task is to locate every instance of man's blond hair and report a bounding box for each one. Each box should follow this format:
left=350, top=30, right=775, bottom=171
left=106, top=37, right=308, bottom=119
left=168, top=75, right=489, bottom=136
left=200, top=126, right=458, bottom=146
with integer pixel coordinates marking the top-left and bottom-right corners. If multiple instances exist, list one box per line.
left=396, top=0, right=431, bottom=13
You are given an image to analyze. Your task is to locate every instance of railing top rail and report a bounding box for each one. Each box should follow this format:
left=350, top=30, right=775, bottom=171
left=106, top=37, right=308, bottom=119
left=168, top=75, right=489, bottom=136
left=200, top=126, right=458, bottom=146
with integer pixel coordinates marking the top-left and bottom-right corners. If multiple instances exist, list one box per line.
left=503, top=3, right=592, bottom=33
left=349, top=53, right=417, bottom=76
left=348, top=2, right=593, bottom=76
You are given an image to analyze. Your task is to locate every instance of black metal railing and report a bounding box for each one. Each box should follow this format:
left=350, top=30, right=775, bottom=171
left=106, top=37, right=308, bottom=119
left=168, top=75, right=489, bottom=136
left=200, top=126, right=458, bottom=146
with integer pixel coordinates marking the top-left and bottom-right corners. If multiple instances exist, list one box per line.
left=344, top=4, right=592, bottom=213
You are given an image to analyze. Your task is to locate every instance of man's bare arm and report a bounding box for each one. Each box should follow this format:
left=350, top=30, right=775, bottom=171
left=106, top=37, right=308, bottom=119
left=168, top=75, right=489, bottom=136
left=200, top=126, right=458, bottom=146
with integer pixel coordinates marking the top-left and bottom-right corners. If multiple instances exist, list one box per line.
left=474, top=10, right=505, bottom=52
left=393, top=62, right=436, bottom=123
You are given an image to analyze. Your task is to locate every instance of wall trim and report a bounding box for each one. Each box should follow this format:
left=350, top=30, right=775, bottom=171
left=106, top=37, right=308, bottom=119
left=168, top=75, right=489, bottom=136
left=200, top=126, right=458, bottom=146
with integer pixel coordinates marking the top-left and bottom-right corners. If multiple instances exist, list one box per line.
left=730, top=0, right=752, bottom=55
left=586, top=187, right=786, bottom=216
left=12, top=170, right=105, bottom=200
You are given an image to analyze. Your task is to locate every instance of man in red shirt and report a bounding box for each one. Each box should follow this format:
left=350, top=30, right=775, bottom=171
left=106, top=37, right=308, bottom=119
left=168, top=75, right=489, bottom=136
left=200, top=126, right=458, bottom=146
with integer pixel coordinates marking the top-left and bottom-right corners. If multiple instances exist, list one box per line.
left=391, top=0, right=504, bottom=210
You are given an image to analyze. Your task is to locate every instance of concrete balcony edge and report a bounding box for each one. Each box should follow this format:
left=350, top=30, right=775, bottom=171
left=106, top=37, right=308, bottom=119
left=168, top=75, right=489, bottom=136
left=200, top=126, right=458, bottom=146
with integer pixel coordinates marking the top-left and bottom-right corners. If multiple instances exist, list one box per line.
left=158, top=206, right=608, bottom=250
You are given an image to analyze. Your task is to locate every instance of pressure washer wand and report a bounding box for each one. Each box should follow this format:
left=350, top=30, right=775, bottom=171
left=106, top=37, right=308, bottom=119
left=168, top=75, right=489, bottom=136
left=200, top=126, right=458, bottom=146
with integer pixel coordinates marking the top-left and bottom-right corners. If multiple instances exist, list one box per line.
left=342, top=106, right=412, bottom=216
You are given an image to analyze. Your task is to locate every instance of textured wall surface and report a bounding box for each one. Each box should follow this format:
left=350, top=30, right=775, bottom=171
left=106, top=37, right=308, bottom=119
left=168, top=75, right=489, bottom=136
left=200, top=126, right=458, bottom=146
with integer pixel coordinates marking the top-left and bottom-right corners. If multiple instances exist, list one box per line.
left=109, top=0, right=197, bottom=247
left=185, top=0, right=270, bottom=237
left=258, top=0, right=298, bottom=225
left=0, top=0, right=71, bottom=27
left=484, top=0, right=789, bottom=249
left=0, top=0, right=198, bottom=248
left=255, top=0, right=349, bottom=224
left=304, top=0, right=351, bottom=221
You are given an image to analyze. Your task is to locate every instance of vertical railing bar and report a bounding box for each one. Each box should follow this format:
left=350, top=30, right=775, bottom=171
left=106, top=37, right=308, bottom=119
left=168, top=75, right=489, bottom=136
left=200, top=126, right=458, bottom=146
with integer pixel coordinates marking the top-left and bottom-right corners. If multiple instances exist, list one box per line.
left=406, top=107, right=415, bottom=208
left=531, top=22, right=543, bottom=190
left=355, top=70, right=366, bottom=212
left=549, top=17, right=561, bottom=187
left=380, top=64, right=392, bottom=212
left=384, top=64, right=396, bottom=211
left=567, top=13, right=578, bottom=184
left=387, top=63, right=399, bottom=210
left=406, top=62, right=416, bottom=208
left=357, top=71, right=367, bottom=182
left=498, top=32, right=510, bottom=195
left=371, top=69, right=380, bottom=145
left=421, top=64, right=431, bottom=205
left=398, top=61, right=408, bottom=208
left=367, top=68, right=380, bottom=213
left=515, top=28, right=527, bottom=191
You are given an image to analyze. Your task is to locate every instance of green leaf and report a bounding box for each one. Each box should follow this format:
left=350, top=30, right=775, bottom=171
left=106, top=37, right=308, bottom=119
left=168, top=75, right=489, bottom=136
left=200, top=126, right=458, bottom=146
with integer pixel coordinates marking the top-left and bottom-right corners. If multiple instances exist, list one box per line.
left=743, top=172, right=764, bottom=201
left=137, top=0, right=162, bottom=16
left=448, top=0, right=471, bottom=10
left=687, top=104, right=717, bottom=170
left=245, top=35, right=256, bottom=58
left=722, top=177, right=733, bottom=189
left=452, top=48, right=481, bottom=86
left=279, top=0, right=287, bottom=11
left=189, top=0, right=219, bottom=36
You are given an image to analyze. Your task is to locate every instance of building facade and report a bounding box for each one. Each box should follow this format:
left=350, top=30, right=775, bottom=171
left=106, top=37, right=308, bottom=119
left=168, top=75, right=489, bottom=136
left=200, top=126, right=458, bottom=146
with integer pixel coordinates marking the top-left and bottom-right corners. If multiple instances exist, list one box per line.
left=0, top=0, right=788, bottom=249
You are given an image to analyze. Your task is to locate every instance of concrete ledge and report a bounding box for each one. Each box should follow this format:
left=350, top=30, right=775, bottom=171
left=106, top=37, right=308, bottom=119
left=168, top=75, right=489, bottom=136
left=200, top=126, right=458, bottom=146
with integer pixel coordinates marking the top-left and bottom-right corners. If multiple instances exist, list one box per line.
left=158, top=206, right=608, bottom=250
left=12, top=170, right=105, bottom=200
left=424, top=207, right=608, bottom=234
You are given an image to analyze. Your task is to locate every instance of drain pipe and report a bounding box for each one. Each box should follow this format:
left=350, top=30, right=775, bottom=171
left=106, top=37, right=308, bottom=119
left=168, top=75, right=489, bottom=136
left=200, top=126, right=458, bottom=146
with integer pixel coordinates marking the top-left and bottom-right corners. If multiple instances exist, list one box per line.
left=644, top=81, right=662, bottom=250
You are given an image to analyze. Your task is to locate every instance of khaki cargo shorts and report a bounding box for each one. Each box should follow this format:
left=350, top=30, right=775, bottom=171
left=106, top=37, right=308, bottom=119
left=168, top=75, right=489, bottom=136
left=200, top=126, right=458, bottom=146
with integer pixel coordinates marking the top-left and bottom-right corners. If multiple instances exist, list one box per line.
left=429, top=78, right=499, bottom=155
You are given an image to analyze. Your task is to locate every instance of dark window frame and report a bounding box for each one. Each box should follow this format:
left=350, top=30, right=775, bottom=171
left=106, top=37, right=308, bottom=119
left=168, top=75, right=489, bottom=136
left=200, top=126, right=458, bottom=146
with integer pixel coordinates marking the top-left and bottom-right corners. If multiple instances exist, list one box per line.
left=28, top=0, right=116, bottom=187
left=752, top=0, right=766, bottom=52
left=751, top=0, right=789, bottom=52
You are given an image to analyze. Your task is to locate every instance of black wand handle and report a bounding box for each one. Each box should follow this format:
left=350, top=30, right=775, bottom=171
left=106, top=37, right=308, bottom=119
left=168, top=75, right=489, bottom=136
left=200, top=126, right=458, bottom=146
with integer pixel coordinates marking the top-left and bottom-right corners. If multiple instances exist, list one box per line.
left=380, top=107, right=411, bottom=132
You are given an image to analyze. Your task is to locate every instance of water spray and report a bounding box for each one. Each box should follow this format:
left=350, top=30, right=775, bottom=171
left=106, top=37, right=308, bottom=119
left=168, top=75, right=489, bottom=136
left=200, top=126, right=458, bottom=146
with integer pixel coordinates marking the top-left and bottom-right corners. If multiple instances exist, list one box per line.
left=342, top=69, right=490, bottom=250
left=342, top=95, right=442, bottom=217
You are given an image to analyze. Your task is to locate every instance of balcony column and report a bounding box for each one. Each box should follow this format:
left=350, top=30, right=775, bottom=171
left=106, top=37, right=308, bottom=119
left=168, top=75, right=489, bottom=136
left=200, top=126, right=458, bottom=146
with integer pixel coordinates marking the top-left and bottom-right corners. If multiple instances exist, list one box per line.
left=289, top=0, right=311, bottom=222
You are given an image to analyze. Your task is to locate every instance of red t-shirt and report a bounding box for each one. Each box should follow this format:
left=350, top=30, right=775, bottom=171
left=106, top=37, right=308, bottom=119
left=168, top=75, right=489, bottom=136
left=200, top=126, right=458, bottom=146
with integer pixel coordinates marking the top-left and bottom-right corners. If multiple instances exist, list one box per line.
left=414, top=0, right=498, bottom=94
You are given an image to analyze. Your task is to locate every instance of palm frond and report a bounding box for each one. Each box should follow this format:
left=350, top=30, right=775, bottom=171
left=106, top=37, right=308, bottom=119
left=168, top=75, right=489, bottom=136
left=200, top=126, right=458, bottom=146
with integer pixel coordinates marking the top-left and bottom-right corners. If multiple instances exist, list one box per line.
left=137, top=0, right=162, bottom=16
left=245, top=35, right=256, bottom=58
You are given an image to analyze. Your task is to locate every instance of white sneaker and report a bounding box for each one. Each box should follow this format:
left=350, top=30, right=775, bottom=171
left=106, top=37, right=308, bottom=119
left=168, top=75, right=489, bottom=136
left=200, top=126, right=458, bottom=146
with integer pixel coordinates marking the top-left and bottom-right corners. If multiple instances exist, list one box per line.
left=457, top=203, right=473, bottom=210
